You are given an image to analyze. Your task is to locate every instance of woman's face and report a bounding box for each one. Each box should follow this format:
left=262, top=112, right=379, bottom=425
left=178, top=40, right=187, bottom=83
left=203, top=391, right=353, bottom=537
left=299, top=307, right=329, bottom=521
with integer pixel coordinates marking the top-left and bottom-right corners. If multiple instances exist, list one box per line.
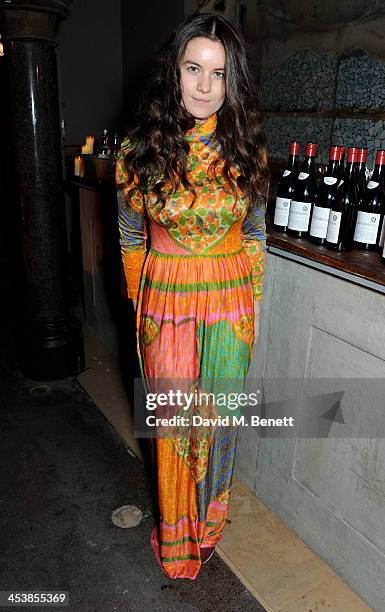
left=179, top=36, right=226, bottom=120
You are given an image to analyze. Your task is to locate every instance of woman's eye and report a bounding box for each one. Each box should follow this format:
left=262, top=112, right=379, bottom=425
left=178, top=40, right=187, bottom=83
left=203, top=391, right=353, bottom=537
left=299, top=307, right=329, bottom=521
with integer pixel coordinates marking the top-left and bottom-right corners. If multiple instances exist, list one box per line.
left=214, top=72, right=224, bottom=78
left=187, top=66, right=199, bottom=73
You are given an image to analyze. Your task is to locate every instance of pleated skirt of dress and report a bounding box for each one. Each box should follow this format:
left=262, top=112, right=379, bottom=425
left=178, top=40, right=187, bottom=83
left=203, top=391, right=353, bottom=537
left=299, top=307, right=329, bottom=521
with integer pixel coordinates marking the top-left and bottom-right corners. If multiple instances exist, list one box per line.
left=135, top=246, right=255, bottom=579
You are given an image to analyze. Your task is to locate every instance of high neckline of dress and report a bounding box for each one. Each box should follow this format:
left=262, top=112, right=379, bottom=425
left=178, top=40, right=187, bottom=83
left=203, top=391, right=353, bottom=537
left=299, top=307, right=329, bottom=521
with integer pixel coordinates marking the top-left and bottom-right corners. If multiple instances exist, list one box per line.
left=185, top=112, right=217, bottom=142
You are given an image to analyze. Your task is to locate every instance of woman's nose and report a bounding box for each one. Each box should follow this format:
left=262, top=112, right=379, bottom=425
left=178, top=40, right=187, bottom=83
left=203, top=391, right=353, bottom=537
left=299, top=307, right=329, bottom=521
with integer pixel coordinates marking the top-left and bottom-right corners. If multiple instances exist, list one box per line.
left=197, top=74, right=211, bottom=93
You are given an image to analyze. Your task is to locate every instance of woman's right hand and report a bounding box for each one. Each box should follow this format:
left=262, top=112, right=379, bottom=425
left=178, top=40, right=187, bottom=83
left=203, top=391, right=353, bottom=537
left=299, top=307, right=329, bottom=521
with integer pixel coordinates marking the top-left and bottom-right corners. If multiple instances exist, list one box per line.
left=132, top=299, right=137, bottom=312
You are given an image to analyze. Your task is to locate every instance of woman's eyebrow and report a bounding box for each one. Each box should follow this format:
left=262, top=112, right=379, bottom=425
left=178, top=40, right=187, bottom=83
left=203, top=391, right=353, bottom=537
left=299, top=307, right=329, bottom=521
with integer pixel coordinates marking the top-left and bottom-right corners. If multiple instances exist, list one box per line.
left=182, top=59, right=225, bottom=70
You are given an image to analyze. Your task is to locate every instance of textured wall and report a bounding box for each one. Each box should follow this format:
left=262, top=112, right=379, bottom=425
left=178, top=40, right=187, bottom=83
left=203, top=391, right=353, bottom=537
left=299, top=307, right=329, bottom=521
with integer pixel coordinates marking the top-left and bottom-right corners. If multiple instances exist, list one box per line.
left=256, top=1, right=385, bottom=166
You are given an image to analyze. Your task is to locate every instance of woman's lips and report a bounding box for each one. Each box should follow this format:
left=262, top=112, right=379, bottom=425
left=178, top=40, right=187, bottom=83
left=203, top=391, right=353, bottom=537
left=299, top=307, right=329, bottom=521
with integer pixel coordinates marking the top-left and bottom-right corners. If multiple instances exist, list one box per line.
left=192, top=97, right=210, bottom=103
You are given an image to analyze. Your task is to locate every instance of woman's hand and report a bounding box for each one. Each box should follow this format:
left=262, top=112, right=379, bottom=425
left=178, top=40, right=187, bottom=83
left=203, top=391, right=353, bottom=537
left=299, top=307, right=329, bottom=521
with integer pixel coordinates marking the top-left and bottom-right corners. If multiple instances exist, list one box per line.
left=132, top=299, right=137, bottom=312
left=253, top=300, right=261, bottom=345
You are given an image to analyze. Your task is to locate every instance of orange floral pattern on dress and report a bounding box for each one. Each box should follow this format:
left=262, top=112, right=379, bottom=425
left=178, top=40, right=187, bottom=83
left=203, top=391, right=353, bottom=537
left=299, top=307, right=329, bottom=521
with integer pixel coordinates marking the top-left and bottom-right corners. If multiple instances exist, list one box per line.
left=116, top=111, right=266, bottom=300
left=232, top=314, right=254, bottom=347
left=141, top=316, right=160, bottom=346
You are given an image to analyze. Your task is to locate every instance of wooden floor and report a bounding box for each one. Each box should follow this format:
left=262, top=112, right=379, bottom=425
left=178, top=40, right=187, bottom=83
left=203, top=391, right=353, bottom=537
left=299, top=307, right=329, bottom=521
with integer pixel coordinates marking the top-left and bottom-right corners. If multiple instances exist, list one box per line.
left=78, top=328, right=372, bottom=612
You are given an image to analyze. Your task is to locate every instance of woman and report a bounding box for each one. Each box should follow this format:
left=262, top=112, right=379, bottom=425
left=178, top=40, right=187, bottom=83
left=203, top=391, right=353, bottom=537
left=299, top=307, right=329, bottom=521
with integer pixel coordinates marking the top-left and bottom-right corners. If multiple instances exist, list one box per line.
left=116, top=13, right=268, bottom=580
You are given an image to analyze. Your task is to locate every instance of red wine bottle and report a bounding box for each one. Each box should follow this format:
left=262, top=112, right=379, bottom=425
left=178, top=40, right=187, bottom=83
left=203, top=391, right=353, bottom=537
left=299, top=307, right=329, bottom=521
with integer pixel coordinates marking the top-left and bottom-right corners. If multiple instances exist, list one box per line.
left=325, top=147, right=358, bottom=251
left=374, top=154, right=385, bottom=252
left=273, top=141, right=300, bottom=232
left=352, top=149, right=385, bottom=251
left=356, top=148, right=368, bottom=202
left=287, top=143, right=318, bottom=238
left=338, top=146, right=345, bottom=176
left=309, top=145, right=340, bottom=245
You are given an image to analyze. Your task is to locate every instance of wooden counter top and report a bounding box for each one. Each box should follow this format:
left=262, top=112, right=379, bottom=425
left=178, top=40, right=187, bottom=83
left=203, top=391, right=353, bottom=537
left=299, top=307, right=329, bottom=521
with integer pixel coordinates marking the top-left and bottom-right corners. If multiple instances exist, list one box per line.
left=267, top=228, right=385, bottom=294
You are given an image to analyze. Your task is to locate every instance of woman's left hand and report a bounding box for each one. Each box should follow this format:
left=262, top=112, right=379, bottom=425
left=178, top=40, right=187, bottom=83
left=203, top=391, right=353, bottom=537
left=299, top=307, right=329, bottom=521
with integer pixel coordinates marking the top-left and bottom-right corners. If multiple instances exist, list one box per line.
left=253, top=300, right=261, bottom=345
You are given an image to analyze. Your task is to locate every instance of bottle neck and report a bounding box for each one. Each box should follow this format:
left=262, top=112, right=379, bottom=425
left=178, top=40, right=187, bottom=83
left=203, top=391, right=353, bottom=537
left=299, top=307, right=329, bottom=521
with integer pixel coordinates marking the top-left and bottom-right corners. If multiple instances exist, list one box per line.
left=356, top=160, right=365, bottom=178
left=344, top=160, right=356, bottom=180
left=340, top=161, right=357, bottom=199
left=325, top=158, right=339, bottom=177
left=287, top=154, right=299, bottom=171
left=371, top=163, right=385, bottom=184
left=301, top=155, right=315, bottom=175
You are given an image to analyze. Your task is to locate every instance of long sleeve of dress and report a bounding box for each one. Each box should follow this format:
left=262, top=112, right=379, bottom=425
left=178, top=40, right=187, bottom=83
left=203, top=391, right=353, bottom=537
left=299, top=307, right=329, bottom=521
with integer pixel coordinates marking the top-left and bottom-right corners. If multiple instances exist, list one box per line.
left=241, top=200, right=266, bottom=301
left=115, top=138, right=147, bottom=301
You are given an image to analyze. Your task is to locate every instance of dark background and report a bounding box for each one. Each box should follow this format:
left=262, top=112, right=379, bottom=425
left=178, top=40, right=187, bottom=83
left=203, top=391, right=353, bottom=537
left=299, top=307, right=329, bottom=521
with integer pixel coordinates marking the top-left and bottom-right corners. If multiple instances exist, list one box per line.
left=55, top=0, right=184, bottom=145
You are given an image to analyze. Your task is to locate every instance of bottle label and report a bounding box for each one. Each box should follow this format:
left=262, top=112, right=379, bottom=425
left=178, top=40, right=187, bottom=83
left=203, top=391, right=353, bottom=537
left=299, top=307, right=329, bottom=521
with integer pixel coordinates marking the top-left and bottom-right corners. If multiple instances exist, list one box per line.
left=282, top=169, right=291, bottom=177
left=288, top=200, right=312, bottom=231
left=379, top=217, right=385, bottom=247
left=367, top=181, right=379, bottom=190
left=274, top=196, right=291, bottom=226
left=326, top=211, right=342, bottom=244
left=323, top=176, right=338, bottom=186
left=298, top=172, right=309, bottom=181
left=353, top=211, right=381, bottom=244
left=310, top=206, right=331, bottom=238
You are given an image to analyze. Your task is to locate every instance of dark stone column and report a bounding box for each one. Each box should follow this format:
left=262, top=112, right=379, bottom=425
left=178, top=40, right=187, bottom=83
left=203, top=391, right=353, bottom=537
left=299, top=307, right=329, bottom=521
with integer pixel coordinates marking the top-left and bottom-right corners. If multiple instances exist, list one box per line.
left=0, top=0, right=84, bottom=380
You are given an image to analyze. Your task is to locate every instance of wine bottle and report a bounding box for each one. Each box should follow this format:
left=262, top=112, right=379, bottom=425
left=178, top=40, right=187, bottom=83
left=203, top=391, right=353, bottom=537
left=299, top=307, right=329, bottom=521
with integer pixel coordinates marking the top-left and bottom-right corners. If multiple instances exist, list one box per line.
left=352, top=149, right=385, bottom=251
left=356, top=148, right=368, bottom=201
left=338, top=146, right=345, bottom=176
left=111, top=132, right=120, bottom=158
left=98, top=129, right=111, bottom=157
left=287, top=143, right=318, bottom=238
left=325, top=147, right=358, bottom=251
left=273, top=141, right=299, bottom=232
left=309, top=145, right=340, bottom=245
left=375, top=155, right=385, bottom=251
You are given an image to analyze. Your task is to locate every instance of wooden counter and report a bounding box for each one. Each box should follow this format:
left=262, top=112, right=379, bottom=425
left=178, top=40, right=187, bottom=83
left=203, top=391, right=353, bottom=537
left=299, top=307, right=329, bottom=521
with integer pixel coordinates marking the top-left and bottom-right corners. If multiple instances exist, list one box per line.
left=267, top=228, right=385, bottom=295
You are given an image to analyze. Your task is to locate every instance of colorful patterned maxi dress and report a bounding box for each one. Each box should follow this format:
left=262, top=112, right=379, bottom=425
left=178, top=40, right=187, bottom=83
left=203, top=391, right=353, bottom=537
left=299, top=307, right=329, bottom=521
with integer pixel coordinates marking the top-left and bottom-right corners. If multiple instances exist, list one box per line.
left=116, top=112, right=266, bottom=580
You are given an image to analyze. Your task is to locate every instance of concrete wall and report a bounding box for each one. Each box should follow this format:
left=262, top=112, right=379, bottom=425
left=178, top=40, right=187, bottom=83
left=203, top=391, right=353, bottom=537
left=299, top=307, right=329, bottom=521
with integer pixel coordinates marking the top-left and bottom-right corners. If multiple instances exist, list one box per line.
left=235, top=249, right=385, bottom=610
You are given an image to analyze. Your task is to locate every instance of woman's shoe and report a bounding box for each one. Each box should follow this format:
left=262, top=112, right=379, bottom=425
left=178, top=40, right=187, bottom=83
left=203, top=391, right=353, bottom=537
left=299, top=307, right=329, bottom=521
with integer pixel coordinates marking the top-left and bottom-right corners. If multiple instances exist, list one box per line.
left=200, top=545, right=215, bottom=564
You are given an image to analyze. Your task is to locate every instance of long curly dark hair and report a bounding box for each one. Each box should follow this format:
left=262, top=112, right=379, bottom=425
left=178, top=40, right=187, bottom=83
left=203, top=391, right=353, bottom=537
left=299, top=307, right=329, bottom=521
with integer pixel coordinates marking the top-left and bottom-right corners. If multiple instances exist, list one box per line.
left=124, top=13, right=269, bottom=213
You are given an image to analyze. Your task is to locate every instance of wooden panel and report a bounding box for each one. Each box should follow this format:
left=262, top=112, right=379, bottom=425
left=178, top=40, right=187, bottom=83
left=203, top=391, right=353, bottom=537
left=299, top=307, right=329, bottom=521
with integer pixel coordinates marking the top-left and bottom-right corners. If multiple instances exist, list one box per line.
left=78, top=185, right=119, bottom=352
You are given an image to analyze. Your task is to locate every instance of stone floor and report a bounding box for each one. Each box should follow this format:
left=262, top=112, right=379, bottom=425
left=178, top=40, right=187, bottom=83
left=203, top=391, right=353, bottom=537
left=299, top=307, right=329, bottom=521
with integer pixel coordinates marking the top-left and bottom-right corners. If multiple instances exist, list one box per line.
left=0, top=366, right=266, bottom=612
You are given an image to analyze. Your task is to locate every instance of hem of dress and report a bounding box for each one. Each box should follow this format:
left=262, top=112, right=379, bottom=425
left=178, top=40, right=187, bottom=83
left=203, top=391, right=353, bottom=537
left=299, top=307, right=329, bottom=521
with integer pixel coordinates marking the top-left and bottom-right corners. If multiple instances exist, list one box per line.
left=150, top=526, right=202, bottom=580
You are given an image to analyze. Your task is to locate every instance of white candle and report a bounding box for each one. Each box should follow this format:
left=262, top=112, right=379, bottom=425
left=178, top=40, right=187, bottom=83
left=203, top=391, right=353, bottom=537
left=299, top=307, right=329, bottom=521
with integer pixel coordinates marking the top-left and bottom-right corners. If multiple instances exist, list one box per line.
left=74, top=156, right=85, bottom=177
left=74, top=156, right=81, bottom=176
left=81, top=144, right=89, bottom=154
left=86, top=136, right=94, bottom=154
